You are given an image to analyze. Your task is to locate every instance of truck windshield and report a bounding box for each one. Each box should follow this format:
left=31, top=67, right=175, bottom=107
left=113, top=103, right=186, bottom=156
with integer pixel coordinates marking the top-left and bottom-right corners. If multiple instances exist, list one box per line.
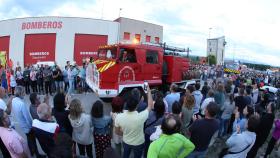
left=98, top=47, right=117, bottom=59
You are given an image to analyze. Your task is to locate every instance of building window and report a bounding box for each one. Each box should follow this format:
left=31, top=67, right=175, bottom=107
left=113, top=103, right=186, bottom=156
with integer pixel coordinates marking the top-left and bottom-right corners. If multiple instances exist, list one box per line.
left=135, top=34, right=141, bottom=43
left=146, top=35, right=151, bottom=42
left=124, top=32, right=130, bottom=40
left=155, top=37, right=159, bottom=43
left=210, top=48, right=212, bottom=52
left=146, top=50, right=158, bottom=64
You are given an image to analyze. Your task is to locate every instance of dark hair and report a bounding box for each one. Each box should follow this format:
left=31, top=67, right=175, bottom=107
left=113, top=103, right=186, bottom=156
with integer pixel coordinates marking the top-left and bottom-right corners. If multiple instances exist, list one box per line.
left=29, top=93, right=38, bottom=105
left=111, top=97, right=124, bottom=113
left=172, top=101, right=182, bottom=115
left=91, top=100, right=104, bottom=118
left=155, top=91, right=164, bottom=101
left=245, top=87, right=251, bottom=95
left=269, top=102, right=276, bottom=114
left=267, top=102, right=276, bottom=114
left=247, top=115, right=260, bottom=132
left=239, top=88, right=245, bottom=95
left=206, top=102, right=219, bottom=117
left=126, top=97, right=139, bottom=112
left=0, top=109, right=4, bottom=127
left=53, top=93, right=66, bottom=112
left=195, top=83, right=201, bottom=90
left=161, top=114, right=181, bottom=135
left=131, top=88, right=141, bottom=102
left=245, top=105, right=254, bottom=119
left=187, top=85, right=195, bottom=93
left=154, top=99, right=165, bottom=119
left=204, top=81, right=208, bottom=86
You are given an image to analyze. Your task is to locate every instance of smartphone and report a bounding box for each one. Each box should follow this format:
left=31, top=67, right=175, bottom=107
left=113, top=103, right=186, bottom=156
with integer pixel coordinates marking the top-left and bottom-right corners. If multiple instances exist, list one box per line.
left=144, top=81, right=148, bottom=93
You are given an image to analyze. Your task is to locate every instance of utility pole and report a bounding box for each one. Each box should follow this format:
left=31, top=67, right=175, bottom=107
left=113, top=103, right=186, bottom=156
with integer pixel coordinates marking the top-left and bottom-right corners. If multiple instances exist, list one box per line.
left=119, top=8, right=122, bottom=18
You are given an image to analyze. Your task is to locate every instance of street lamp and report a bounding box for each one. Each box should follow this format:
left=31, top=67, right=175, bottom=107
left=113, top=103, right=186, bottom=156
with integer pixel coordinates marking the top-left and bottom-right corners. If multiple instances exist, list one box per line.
left=119, top=8, right=122, bottom=18
left=209, top=27, right=212, bottom=39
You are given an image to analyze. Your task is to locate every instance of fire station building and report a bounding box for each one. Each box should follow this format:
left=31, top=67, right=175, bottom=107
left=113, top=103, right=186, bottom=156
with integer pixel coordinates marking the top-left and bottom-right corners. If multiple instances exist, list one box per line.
left=0, top=16, right=163, bottom=67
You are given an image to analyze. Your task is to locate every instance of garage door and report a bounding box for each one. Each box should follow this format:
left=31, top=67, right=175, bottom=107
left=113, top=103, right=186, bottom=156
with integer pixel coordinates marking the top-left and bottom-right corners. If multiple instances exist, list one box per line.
left=74, top=34, right=108, bottom=65
left=0, top=36, right=10, bottom=66
left=24, top=34, right=56, bottom=66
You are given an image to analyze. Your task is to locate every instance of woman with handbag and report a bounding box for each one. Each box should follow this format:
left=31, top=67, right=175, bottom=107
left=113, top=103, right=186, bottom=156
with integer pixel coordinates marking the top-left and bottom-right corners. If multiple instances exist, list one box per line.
left=221, top=115, right=259, bottom=158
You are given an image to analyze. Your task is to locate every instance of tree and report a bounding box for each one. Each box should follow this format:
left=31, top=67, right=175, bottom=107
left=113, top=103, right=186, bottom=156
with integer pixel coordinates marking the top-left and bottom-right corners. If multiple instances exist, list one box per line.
left=207, top=55, right=216, bottom=65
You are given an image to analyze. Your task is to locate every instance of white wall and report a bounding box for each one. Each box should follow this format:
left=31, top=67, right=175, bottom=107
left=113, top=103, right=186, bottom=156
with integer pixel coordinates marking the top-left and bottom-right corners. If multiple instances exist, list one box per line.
left=207, top=36, right=225, bottom=65
left=117, top=18, right=163, bottom=43
left=0, top=17, right=119, bottom=68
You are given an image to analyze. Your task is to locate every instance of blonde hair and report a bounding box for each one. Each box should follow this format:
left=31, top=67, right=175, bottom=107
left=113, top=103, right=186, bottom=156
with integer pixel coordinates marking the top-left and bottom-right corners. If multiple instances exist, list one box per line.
left=183, top=93, right=195, bottom=110
left=69, top=99, right=83, bottom=120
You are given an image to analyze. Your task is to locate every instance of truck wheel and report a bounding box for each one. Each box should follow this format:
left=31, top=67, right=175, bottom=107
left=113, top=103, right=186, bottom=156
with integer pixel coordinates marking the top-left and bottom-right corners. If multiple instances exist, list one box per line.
left=101, top=98, right=113, bottom=103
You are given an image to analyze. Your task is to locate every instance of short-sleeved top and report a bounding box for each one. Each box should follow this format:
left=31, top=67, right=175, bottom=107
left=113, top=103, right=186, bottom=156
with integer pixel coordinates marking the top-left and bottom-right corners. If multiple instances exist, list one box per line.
left=92, top=116, right=112, bottom=135
left=115, top=109, right=149, bottom=146
left=189, top=118, right=219, bottom=151
left=0, top=98, right=7, bottom=111
left=165, top=93, right=180, bottom=113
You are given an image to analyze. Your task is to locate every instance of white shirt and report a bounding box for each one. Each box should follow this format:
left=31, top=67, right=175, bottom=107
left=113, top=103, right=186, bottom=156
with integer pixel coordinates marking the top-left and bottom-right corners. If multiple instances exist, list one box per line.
left=10, top=75, right=17, bottom=87
left=0, top=98, right=7, bottom=111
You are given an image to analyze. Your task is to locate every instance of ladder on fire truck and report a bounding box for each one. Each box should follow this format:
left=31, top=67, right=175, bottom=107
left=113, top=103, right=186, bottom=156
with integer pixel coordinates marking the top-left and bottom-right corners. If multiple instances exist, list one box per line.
left=141, top=42, right=190, bottom=57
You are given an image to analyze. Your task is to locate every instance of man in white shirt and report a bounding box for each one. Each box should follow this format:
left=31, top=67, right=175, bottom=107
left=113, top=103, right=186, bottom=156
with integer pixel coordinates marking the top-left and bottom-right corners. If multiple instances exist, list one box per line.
left=115, top=85, right=153, bottom=158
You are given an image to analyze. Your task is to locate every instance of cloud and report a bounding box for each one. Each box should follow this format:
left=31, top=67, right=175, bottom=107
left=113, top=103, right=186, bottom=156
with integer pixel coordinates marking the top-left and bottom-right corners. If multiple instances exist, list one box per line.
left=0, top=0, right=279, bottom=66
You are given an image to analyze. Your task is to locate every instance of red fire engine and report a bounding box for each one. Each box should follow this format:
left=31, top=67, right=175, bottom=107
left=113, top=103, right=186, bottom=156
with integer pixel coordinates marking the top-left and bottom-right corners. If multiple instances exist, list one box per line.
left=86, top=43, right=191, bottom=98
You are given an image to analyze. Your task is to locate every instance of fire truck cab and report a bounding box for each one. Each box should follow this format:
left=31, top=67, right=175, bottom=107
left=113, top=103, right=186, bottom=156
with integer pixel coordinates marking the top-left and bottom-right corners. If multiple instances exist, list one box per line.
left=86, top=43, right=190, bottom=98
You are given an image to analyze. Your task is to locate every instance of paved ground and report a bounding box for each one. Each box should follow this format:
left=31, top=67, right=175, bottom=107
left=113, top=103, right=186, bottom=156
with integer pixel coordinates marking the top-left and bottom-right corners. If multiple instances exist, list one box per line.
left=0, top=92, right=279, bottom=157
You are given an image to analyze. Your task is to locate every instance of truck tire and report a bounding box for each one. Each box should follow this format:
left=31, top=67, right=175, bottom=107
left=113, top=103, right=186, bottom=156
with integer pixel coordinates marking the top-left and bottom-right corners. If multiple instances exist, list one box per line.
left=100, top=98, right=113, bottom=103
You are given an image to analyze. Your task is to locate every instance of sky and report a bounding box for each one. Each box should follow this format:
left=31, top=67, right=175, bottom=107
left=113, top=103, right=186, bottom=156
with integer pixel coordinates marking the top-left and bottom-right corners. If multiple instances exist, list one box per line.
left=0, top=0, right=279, bottom=66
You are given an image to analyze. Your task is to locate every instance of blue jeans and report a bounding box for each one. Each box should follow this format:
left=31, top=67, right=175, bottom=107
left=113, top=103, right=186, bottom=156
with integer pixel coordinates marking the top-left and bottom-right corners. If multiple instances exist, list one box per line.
left=68, top=79, right=74, bottom=94
left=123, top=142, right=144, bottom=158
left=55, top=81, right=63, bottom=92
left=218, top=118, right=230, bottom=137
left=187, top=150, right=207, bottom=158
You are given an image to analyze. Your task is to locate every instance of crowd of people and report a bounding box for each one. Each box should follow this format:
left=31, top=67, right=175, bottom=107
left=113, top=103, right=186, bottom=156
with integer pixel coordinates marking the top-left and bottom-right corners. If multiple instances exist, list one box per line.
left=0, top=61, right=279, bottom=158
left=0, top=61, right=88, bottom=97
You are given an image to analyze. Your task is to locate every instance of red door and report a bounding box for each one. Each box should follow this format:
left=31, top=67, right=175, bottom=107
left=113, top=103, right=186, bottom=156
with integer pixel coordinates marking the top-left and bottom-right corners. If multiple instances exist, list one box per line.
left=74, top=34, right=108, bottom=65
left=0, top=36, right=10, bottom=66
left=24, top=34, right=56, bottom=66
